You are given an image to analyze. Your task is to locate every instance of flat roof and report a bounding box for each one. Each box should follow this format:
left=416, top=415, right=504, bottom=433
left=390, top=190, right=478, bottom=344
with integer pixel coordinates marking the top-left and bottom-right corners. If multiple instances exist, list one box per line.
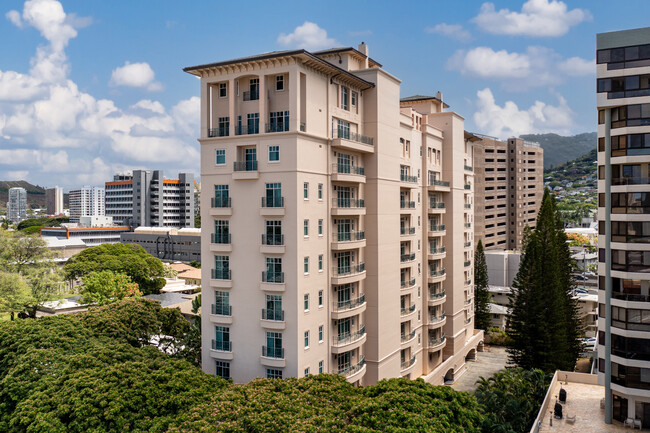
left=597, top=26, right=650, bottom=50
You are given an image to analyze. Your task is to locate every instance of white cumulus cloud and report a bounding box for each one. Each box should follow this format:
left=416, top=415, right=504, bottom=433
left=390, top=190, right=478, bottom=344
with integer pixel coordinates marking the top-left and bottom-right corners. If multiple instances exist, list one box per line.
left=472, top=0, right=591, bottom=37
left=277, top=22, right=338, bottom=50
left=557, top=56, right=595, bottom=76
left=473, top=88, right=574, bottom=138
left=110, top=61, right=162, bottom=91
left=425, top=23, right=471, bottom=43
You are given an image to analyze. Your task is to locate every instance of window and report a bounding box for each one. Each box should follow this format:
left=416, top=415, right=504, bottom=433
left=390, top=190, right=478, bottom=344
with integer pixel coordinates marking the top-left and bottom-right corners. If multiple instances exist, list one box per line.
left=265, top=332, right=283, bottom=358
left=218, top=82, right=227, bottom=98
left=269, top=111, right=289, bottom=132
left=248, top=78, right=259, bottom=100
left=341, top=86, right=349, bottom=110
left=304, top=219, right=309, bottom=236
left=213, top=185, right=229, bottom=208
left=266, top=368, right=283, bottom=379
left=304, top=182, right=309, bottom=199
left=304, top=294, right=309, bottom=311
left=264, top=183, right=282, bottom=207
left=318, top=183, right=323, bottom=200
left=351, top=91, right=357, bottom=106
left=318, top=219, right=323, bottom=235
left=318, top=254, right=323, bottom=271
left=304, top=331, right=310, bottom=348
left=214, top=220, right=229, bottom=244
left=276, top=75, right=284, bottom=91
left=269, top=145, right=280, bottom=162
left=217, top=117, right=229, bottom=137
left=214, top=291, right=230, bottom=316
left=213, top=256, right=230, bottom=280
left=246, top=113, right=259, bottom=134
left=335, top=119, right=350, bottom=139
left=265, top=257, right=283, bottom=283
left=213, top=326, right=231, bottom=351
left=304, top=257, right=309, bottom=274
left=318, top=325, right=323, bottom=342
left=264, top=220, right=282, bottom=245
left=215, top=361, right=230, bottom=379
left=264, top=294, right=283, bottom=321
left=215, top=149, right=226, bottom=165
left=304, top=367, right=310, bottom=377
left=318, top=290, right=323, bottom=307
left=318, top=360, right=323, bottom=374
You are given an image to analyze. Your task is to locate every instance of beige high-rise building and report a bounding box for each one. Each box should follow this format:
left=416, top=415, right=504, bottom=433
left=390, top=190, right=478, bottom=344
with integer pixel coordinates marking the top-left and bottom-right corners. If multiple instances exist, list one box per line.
left=473, top=136, right=544, bottom=250
left=185, top=44, right=483, bottom=385
left=46, top=186, right=63, bottom=216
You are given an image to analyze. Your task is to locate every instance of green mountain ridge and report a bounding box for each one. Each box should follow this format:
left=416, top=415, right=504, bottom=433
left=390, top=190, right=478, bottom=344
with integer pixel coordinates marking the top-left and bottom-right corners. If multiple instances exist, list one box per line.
left=0, top=180, right=69, bottom=210
left=519, top=132, right=596, bottom=169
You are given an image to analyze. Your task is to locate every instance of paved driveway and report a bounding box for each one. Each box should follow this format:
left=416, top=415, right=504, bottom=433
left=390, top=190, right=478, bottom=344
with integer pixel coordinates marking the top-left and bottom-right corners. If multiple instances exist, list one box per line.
left=450, top=345, right=510, bottom=393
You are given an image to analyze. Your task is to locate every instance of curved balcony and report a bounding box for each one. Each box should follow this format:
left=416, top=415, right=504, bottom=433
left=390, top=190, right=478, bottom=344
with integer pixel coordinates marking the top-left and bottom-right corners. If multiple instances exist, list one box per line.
left=210, top=339, right=233, bottom=360
left=210, top=269, right=232, bottom=289
left=428, top=290, right=446, bottom=306
left=209, top=197, right=232, bottom=216
left=464, top=241, right=472, bottom=248
left=400, top=354, right=417, bottom=372
left=261, top=346, right=285, bottom=368
left=210, top=233, right=232, bottom=253
left=429, top=313, right=446, bottom=329
left=400, top=303, right=417, bottom=318
left=428, top=335, right=446, bottom=351
left=400, top=252, right=416, bottom=263
left=209, top=304, right=233, bottom=325
left=260, top=308, right=286, bottom=330
left=427, top=246, right=446, bottom=260
left=400, top=278, right=416, bottom=291
left=331, top=263, right=366, bottom=285
left=331, top=231, right=366, bottom=251
left=337, top=356, right=366, bottom=383
left=331, top=325, right=366, bottom=354
left=464, top=260, right=471, bottom=267
left=332, top=294, right=366, bottom=319
left=428, top=268, right=446, bottom=283
left=331, top=163, right=366, bottom=183
left=332, top=198, right=366, bottom=216
left=401, top=330, right=416, bottom=345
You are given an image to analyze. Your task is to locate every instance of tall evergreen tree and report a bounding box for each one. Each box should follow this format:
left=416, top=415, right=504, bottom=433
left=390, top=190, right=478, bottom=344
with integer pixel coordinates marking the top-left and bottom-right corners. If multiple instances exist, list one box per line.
left=507, top=189, right=582, bottom=372
left=474, top=240, right=491, bottom=330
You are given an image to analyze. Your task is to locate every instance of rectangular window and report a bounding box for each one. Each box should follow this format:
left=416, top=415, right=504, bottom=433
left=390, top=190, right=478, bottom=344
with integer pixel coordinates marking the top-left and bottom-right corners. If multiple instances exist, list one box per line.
left=219, top=82, right=227, bottom=98
left=264, top=220, right=282, bottom=245
left=335, top=119, right=350, bottom=139
left=318, top=290, right=323, bottom=307
left=304, top=331, right=310, bottom=348
left=264, top=183, right=282, bottom=208
left=304, top=294, right=309, bottom=311
left=318, top=183, right=323, bottom=200
left=215, top=361, right=230, bottom=379
left=215, top=149, right=226, bottom=165
left=341, top=86, right=349, bottom=110
left=217, top=117, right=229, bottom=137
left=269, top=145, right=280, bottom=162
left=318, top=254, right=323, bottom=271
left=213, top=256, right=230, bottom=280
left=265, top=257, right=283, bottom=283
left=319, top=360, right=323, bottom=374
left=264, top=294, right=283, bottom=321
left=318, top=219, right=323, bottom=235
left=213, top=291, right=230, bottom=316
left=213, top=326, right=231, bottom=351
left=276, top=75, right=284, bottom=91
left=351, top=91, right=357, bottom=106
left=304, top=219, right=309, bottom=236
left=214, top=220, right=230, bottom=244
left=248, top=78, right=259, bottom=100
left=266, top=368, right=282, bottom=379
left=304, top=182, right=309, bottom=199
left=304, top=257, right=309, bottom=274
left=246, top=113, right=259, bottom=134
left=318, top=325, right=323, bottom=342
left=269, top=110, right=289, bottom=132
left=265, top=332, right=283, bottom=359
left=304, top=367, right=310, bottom=377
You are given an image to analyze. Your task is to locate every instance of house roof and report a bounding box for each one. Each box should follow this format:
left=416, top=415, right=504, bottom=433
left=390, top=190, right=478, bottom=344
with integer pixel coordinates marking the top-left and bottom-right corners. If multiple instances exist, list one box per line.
left=400, top=94, right=450, bottom=108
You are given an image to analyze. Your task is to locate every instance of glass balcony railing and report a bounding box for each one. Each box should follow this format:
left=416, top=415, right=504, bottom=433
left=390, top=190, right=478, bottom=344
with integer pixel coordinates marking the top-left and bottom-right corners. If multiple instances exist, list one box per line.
left=400, top=200, right=416, bottom=209
left=233, top=160, right=258, bottom=171
left=401, top=330, right=416, bottom=343
left=337, top=355, right=365, bottom=377
left=261, top=196, right=285, bottom=208
left=211, top=339, right=232, bottom=352
left=401, top=278, right=416, bottom=288
left=262, top=346, right=284, bottom=358
left=262, top=309, right=285, bottom=321
left=211, top=233, right=231, bottom=244
left=400, top=303, right=416, bottom=316
left=211, top=304, right=232, bottom=316
left=400, top=174, right=418, bottom=183
left=464, top=241, right=472, bottom=247
left=211, top=197, right=231, bottom=208
left=464, top=261, right=471, bottom=267
left=400, top=355, right=416, bottom=370
left=262, top=234, right=284, bottom=246
left=333, top=263, right=365, bottom=277
left=430, top=312, right=446, bottom=324
left=429, top=334, right=446, bottom=347
left=429, top=224, right=445, bottom=232
left=333, top=294, right=365, bottom=311
left=430, top=268, right=446, bottom=277
left=211, top=269, right=231, bottom=280
left=333, top=231, right=365, bottom=242
left=262, top=271, right=284, bottom=283
left=429, top=290, right=446, bottom=300
left=464, top=204, right=472, bottom=209
left=428, top=175, right=449, bottom=187
left=333, top=325, right=365, bottom=346
left=464, top=165, right=473, bottom=171
left=333, top=163, right=365, bottom=176
left=400, top=227, right=416, bottom=235
left=430, top=202, right=445, bottom=209
left=400, top=253, right=416, bottom=262
left=429, top=246, right=445, bottom=254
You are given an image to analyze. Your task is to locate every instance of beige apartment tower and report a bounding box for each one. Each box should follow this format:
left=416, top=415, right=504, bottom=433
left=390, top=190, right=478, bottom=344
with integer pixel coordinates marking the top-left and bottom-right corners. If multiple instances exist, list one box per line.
left=185, top=44, right=483, bottom=385
left=473, top=136, right=544, bottom=250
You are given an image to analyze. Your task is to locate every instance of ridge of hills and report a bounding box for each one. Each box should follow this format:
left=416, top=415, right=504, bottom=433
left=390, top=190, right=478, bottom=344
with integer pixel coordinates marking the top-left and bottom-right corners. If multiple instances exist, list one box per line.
left=519, top=132, right=596, bottom=169
left=0, top=181, right=69, bottom=210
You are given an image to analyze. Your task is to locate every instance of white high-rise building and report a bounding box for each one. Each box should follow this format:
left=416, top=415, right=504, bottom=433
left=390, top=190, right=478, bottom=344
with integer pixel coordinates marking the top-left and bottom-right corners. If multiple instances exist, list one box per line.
left=69, top=186, right=105, bottom=223
left=7, top=187, right=27, bottom=223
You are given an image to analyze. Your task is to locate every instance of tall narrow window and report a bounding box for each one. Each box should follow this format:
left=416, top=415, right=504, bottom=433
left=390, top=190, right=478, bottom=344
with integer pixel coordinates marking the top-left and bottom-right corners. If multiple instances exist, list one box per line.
left=264, top=183, right=282, bottom=207
left=213, top=220, right=230, bottom=244
left=304, top=331, right=310, bottom=348
left=341, top=86, right=349, bottom=110
left=217, top=117, right=229, bottom=137
left=215, top=361, right=230, bottom=379
left=304, top=257, right=309, bottom=274
left=213, top=326, right=231, bottom=351
left=318, top=360, right=323, bottom=373
left=318, top=254, right=323, bottom=271
left=276, top=75, right=284, bottom=91
left=304, top=294, right=309, bottom=311
left=218, top=82, right=227, bottom=98
left=318, top=325, right=323, bottom=342
left=213, top=291, right=230, bottom=316
left=304, top=219, right=309, bottom=236
left=318, top=183, right=323, bottom=200
left=304, top=182, right=309, bottom=199
left=318, top=219, right=323, bottom=235
left=247, top=113, right=259, bottom=134
left=318, top=290, right=323, bottom=307
left=215, top=149, right=226, bottom=165
left=213, top=256, right=230, bottom=280
left=248, top=78, right=259, bottom=100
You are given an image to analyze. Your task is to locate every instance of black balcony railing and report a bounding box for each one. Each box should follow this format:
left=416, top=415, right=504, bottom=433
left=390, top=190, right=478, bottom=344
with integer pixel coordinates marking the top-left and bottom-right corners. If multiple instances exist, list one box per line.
left=211, top=197, right=231, bottom=208
left=333, top=294, right=365, bottom=311
left=400, top=200, right=416, bottom=209
left=211, top=233, right=231, bottom=244
left=262, top=346, right=284, bottom=358
left=211, top=269, right=232, bottom=280
left=337, top=355, right=366, bottom=376
left=400, top=226, right=416, bottom=235
left=400, top=355, right=416, bottom=370
left=428, top=174, right=450, bottom=187
left=400, top=174, right=418, bottom=183
left=262, top=271, right=285, bottom=283
left=211, top=339, right=232, bottom=352
left=211, top=304, right=232, bottom=316
left=235, top=125, right=259, bottom=135
left=333, top=163, right=365, bottom=176
left=429, top=246, right=445, bottom=254
left=243, top=90, right=259, bottom=101
left=262, top=309, right=285, bottom=321
left=612, top=177, right=650, bottom=185
left=262, top=233, right=284, bottom=246
left=429, top=224, right=445, bottom=232
left=208, top=127, right=229, bottom=137
left=261, top=196, right=285, bottom=208
left=401, top=330, right=416, bottom=343
left=430, top=202, right=445, bottom=209
left=332, top=128, right=374, bottom=145
left=333, top=325, right=365, bottom=346
left=333, top=262, right=365, bottom=277
left=430, top=268, right=446, bottom=277
left=334, top=230, right=365, bottom=242
left=400, top=304, right=416, bottom=315
left=233, top=160, right=258, bottom=171
left=429, top=290, right=446, bottom=300
left=401, top=278, right=416, bottom=288
left=266, top=122, right=289, bottom=133
left=332, top=198, right=365, bottom=208
left=429, top=335, right=446, bottom=347
left=430, top=312, right=446, bottom=324
left=400, top=253, right=416, bottom=262
left=464, top=241, right=472, bottom=247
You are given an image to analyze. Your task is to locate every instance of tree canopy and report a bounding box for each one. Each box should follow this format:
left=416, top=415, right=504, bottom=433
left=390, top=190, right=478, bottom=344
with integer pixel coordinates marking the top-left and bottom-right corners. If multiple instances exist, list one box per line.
left=474, top=240, right=491, bottom=331
left=64, top=243, right=165, bottom=295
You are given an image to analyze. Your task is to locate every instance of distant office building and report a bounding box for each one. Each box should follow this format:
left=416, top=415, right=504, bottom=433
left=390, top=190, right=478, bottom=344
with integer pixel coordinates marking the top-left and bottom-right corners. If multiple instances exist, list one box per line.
left=41, top=216, right=129, bottom=247
left=105, top=170, right=195, bottom=228
left=7, top=187, right=27, bottom=223
left=120, top=226, right=201, bottom=262
left=69, top=186, right=105, bottom=223
left=473, top=136, right=544, bottom=250
left=46, top=187, right=64, bottom=216
left=484, top=249, right=521, bottom=287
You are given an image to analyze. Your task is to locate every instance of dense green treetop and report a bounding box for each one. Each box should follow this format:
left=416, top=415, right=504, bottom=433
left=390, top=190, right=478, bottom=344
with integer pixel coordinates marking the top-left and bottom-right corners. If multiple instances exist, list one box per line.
left=474, top=240, right=491, bottom=331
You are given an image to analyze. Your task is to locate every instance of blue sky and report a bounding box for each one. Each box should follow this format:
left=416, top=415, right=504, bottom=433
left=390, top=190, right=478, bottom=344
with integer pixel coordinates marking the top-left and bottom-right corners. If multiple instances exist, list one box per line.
left=0, top=0, right=647, bottom=190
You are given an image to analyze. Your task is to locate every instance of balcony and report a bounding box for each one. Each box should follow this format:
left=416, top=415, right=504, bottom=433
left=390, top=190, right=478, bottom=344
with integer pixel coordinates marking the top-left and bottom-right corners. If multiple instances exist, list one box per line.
left=260, top=309, right=286, bottom=330
left=332, top=163, right=366, bottom=183
left=331, top=230, right=366, bottom=251
left=210, top=269, right=232, bottom=288
left=612, top=177, right=650, bottom=185
left=464, top=204, right=472, bottom=209
left=261, top=233, right=285, bottom=254
left=428, top=175, right=450, bottom=191
left=464, top=184, right=471, bottom=190
left=400, top=174, right=418, bottom=185
left=211, top=339, right=232, bottom=352
left=235, top=125, right=259, bottom=136
left=464, top=261, right=471, bottom=267
left=400, top=200, right=416, bottom=209
left=261, top=196, right=285, bottom=216
left=465, top=279, right=472, bottom=286
left=332, top=263, right=366, bottom=284
left=300, top=122, right=306, bottom=132
left=429, top=202, right=445, bottom=213
left=210, top=197, right=232, bottom=216
left=401, top=278, right=416, bottom=290
left=332, top=198, right=365, bottom=216
left=400, top=253, right=416, bottom=263
left=400, top=226, right=416, bottom=236
left=400, top=355, right=416, bottom=371
left=428, top=290, right=446, bottom=306
left=401, top=330, right=416, bottom=343
left=337, top=355, right=366, bottom=382
left=429, top=269, right=446, bottom=282
left=332, top=128, right=374, bottom=153
left=429, top=224, right=445, bottom=233
left=333, top=294, right=366, bottom=312
left=332, top=325, right=366, bottom=349
left=464, top=165, right=473, bottom=172
left=430, top=312, right=446, bottom=325
left=262, top=271, right=284, bottom=283
left=209, top=304, right=233, bottom=325
left=428, top=246, right=446, bottom=259
left=262, top=346, right=284, bottom=359
left=464, top=241, right=472, bottom=248
left=243, top=90, right=259, bottom=101
left=428, top=335, right=446, bottom=351
left=208, top=127, right=229, bottom=138
left=232, top=160, right=259, bottom=180
left=266, top=123, right=289, bottom=133
left=400, top=303, right=416, bottom=317
left=210, top=233, right=232, bottom=253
